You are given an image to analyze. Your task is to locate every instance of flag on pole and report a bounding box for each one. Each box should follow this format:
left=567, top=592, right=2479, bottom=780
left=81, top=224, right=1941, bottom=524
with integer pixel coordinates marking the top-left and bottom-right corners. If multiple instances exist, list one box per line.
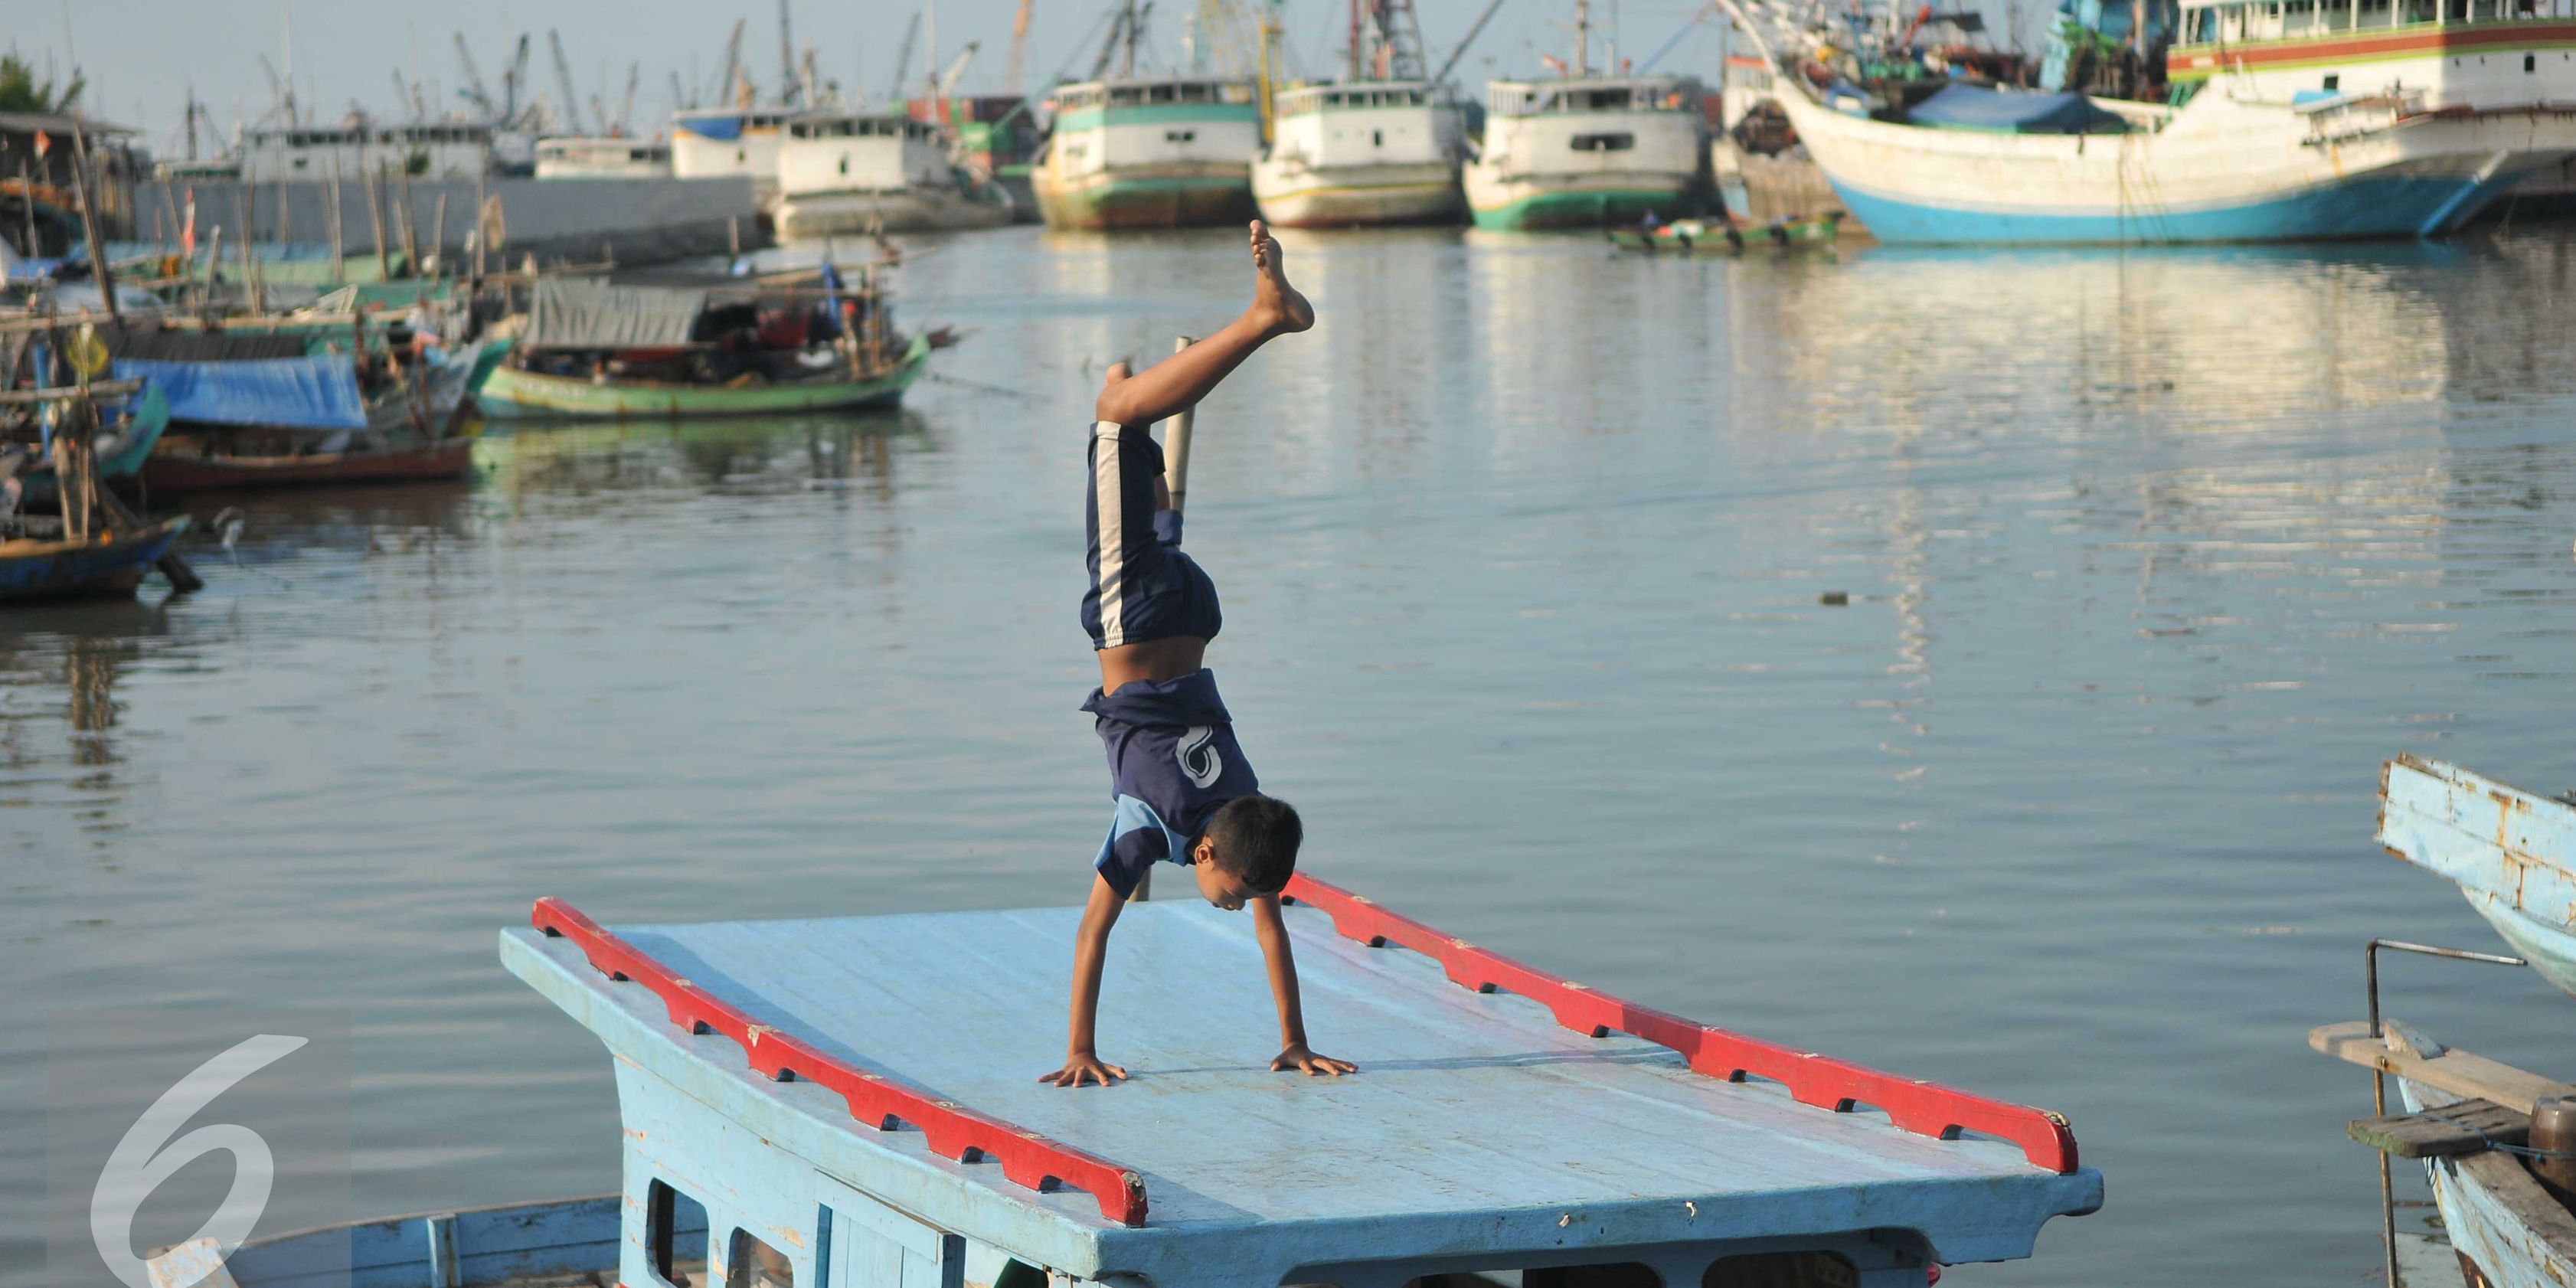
left=31, top=131, right=50, bottom=159
left=181, top=188, right=198, bottom=257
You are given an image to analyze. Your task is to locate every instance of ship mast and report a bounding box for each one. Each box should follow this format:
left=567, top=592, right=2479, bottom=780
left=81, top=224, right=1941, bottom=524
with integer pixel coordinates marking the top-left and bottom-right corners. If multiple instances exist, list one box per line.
left=1574, top=0, right=1590, bottom=76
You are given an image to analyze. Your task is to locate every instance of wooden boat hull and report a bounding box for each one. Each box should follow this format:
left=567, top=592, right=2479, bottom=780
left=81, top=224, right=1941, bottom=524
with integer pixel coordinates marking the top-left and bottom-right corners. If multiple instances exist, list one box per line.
left=2398, top=1067, right=2576, bottom=1288
left=774, top=184, right=1015, bottom=238
left=478, top=335, right=930, bottom=420
left=2380, top=757, right=2576, bottom=1001
left=0, top=515, right=189, bottom=603
left=1250, top=159, right=1463, bottom=228
left=145, top=1194, right=669, bottom=1288
left=1031, top=161, right=1257, bottom=230
left=139, top=437, right=477, bottom=494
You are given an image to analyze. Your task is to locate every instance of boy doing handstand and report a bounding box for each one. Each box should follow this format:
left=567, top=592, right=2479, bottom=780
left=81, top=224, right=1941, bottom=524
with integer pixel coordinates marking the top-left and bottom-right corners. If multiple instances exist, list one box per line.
left=1039, top=221, right=1358, bottom=1090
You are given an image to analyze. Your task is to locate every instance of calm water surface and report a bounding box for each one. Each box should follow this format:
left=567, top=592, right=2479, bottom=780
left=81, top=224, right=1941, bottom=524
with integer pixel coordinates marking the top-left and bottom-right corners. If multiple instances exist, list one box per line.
left=10, top=225, right=2576, bottom=1286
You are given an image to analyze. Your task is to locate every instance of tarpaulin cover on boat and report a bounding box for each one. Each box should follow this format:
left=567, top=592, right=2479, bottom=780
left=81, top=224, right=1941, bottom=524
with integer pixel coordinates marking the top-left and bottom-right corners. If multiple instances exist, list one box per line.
left=100, top=325, right=309, bottom=362
left=676, top=113, right=746, bottom=141
left=108, top=355, right=367, bottom=430
left=522, top=278, right=708, bottom=350
left=1906, top=83, right=2124, bottom=133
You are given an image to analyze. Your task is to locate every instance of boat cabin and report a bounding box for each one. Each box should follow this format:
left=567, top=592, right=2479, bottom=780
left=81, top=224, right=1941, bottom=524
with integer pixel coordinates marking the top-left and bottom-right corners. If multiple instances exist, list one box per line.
left=1486, top=77, right=1704, bottom=119
left=1275, top=82, right=1439, bottom=116
left=228, top=123, right=495, bottom=180
left=534, top=136, right=672, bottom=178
left=2169, top=0, right=2576, bottom=90
left=482, top=875, right=2098, bottom=1288
left=1049, top=78, right=1260, bottom=119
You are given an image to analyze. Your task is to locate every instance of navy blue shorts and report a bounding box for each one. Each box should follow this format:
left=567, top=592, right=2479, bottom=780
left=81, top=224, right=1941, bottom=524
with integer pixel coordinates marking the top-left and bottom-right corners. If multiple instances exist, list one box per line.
left=1082, top=421, right=1222, bottom=649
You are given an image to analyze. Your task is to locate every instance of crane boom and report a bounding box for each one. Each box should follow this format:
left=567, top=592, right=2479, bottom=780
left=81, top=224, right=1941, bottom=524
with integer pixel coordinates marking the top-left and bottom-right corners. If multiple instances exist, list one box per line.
left=504, top=34, right=531, bottom=120
left=453, top=33, right=496, bottom=116
left=1005, top=0, right=1035, bottom=92
left=548, top=29, right=587, bottom=132
left=886, top=13, right=922, bottom=103
left=1430, top=0, right=1508, bottom=84
left=717, top=18, right=747, bottom=105
left=937, top=42, right=981, bottom=95
left=779, top=0, right=798, bottom=105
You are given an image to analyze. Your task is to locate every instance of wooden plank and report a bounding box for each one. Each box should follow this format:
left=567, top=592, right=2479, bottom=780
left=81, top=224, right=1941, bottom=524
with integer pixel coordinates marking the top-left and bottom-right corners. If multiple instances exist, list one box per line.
left=0, top=379, right=146, bottom=405
left=2380, top=756, right=2576, bottom=923
left=2311, top=1021, right=2576, bottom=1111
left=2348, top=1101, right=2530, bottom=1158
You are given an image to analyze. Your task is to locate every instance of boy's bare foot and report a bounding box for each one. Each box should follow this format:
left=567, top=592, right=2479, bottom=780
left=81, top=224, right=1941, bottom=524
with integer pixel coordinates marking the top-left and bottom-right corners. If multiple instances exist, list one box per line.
left=1247, top=220, right=1314, bottom=335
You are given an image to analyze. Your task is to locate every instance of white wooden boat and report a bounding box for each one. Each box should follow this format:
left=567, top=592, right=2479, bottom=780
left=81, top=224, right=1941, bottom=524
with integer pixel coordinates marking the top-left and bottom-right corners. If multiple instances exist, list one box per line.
left=1728, top=0, right=2576, bottom=243
left=775, top=112, right=1015, bottom=237
left=1252, top=81, right=1466, bottom=227
left=670, top=106, right=795, bottom=200
left=1032, top=77, right=1262, bottom=230
left=1464, top=71, right=1708, bottom=230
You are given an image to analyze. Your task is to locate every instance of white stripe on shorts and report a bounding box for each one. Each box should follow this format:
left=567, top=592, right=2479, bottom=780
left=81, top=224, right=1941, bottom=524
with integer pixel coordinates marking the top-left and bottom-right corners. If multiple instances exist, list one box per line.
left=1093, top=420, right=1127, bottom=646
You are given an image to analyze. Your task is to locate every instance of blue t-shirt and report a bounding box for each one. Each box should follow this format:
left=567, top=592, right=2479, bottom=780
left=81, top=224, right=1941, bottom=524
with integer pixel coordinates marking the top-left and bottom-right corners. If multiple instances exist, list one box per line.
left=1084, top=669, right=1258, bottom=897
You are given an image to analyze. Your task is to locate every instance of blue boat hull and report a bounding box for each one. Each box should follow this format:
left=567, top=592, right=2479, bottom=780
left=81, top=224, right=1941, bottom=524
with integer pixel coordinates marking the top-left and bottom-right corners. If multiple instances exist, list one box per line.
left=1828, top=170, right=2525, bottom=245
left=0, top=517, right=188, bottom=603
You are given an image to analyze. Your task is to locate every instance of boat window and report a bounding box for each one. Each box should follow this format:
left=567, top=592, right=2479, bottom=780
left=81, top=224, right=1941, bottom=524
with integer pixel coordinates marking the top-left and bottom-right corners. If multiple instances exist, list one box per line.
left=727, top=1229, right=793, bottom=1288
left=646, top=1180, right=711, bottom=1288
left=1571, top=132, right=1636, bottom=150
left=1223, top=82, right=1255, bottom=103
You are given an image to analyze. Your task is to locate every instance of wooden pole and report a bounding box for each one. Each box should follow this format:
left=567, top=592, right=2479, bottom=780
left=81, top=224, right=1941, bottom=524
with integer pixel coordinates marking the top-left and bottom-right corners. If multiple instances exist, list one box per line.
left=234, top=180, right=262, bottom=315
left=1159, top=334, right=1197, bottom=514
left=67, top=120, right=121, bottom=324
left=18, top=160, right=38, bottom=257
left=471, top=163, right=488, bottom=281
left=396, top=167, right=420, bottom=277
left=364, top=164, right=391, bottom=280
left=325, top=159, right=345, bottom=279
left=430, top=191, right=447, bottom=270
left=201, top=224, right=221, bottom=313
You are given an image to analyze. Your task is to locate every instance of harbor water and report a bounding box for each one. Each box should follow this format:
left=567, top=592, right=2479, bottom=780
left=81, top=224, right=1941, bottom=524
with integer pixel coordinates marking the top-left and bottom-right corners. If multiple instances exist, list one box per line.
left=11, top=225, right=2576, bottom=1285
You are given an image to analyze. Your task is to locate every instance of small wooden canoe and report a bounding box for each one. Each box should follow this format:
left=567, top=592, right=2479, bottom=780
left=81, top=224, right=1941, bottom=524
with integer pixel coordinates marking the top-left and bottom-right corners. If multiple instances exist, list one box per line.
left=139, top=436, right=477, bottom=495
left=479, top=335, right=930, bottom=420
left=0, top=515, right=190, bottom=603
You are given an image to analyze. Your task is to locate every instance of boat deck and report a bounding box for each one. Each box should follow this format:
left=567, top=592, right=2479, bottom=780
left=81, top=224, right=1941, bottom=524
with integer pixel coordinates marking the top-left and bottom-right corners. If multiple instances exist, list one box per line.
left=502, top=879, right=2100, bottom=1288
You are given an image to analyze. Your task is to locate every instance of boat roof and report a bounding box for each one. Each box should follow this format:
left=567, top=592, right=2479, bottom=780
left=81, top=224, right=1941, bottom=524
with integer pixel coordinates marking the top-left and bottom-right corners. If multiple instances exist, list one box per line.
left=501, top=877, right=2100, bottom=1288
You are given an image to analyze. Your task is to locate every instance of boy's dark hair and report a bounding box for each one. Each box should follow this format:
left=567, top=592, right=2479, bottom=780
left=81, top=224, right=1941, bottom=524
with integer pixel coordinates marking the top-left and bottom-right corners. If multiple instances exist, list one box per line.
left=1202, top=793, right=1302, bottom=894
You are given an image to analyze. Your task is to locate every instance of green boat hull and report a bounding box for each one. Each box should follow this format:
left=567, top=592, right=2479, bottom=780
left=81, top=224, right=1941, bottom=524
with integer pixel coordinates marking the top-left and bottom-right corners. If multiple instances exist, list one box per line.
left=1034, top=170, right=1256, bottom=230
left=478, top=337, right=931, bottom=420
left=1472, top=188, right=1693, bottom=231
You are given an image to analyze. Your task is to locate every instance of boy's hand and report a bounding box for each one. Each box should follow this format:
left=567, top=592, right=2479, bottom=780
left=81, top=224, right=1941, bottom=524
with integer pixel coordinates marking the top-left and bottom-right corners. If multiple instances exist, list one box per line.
left=1038, top=1052, right=1129, bottom=1087
left=1270, top=1043, right=1356, bottom=1077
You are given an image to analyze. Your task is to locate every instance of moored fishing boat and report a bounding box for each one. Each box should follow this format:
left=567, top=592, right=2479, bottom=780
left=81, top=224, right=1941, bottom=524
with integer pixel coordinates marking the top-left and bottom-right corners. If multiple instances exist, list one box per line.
left=671, top=106, right=796, bottom=200
left=534, top=136, right=673, bottom=178
left=1254, top=81, right=1466, bottom=227
left=1727, top=0, right=2576, bottom=243
left=2378, top=755, right=2576, bottom=999
left=117, top=348, right=483, bottom=494
left=1463, top=5, right=1709, bottom=231
left=149, top=878, right=2100, bottom=1287
left=0, top=515, right=190, bottom=602
left=477, top=269, right=934, bottom=419
left=18, top=384, right=170, bottom=501
left=774, top=111, right=1015, bottom=238
left=1032, top=76, right=1263, bottom=230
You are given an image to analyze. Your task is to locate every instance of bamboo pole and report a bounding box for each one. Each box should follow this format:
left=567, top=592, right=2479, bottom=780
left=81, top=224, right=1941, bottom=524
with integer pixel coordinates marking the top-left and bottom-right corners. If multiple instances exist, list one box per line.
left=471, top=164, right=488, bottom=281
left=276, top=175, right=292, bottom=244
left=364, top=163, right=391, bottom=279
left=430, top=192, right=447, bottom=270
left=325, top=159, right=345, bottom=280
left=67, top=121, right=121, bottom=324
left=18, top=160, right=38, bottom=257
left=396, top=166, right=419, bottom=277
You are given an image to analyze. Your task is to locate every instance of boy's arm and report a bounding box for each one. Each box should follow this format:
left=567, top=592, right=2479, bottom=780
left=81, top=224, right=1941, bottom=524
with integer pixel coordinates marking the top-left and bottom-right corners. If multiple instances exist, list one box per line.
left=1039, top=873, right=1132, bottom=1087
left=1251, top=896, right=1358, bottom=1077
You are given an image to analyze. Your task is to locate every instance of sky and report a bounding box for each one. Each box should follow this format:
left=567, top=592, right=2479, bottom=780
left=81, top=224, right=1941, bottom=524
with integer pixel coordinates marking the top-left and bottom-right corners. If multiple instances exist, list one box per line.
left=14, top=0, right=1790, bottom=155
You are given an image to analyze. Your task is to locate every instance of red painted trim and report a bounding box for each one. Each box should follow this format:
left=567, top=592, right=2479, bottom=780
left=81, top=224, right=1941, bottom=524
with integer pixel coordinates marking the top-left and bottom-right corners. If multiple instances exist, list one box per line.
left=1279, top=874, right=2082, bottom=1174
left=2172, top=20, right=2576, bottom=69
left=529, top=898, right=1152, bottom=1227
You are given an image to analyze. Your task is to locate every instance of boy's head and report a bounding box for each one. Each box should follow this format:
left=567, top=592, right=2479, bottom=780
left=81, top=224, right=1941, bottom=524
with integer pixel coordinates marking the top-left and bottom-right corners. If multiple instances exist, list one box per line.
left=1188, top=793, right=1302, bottom=910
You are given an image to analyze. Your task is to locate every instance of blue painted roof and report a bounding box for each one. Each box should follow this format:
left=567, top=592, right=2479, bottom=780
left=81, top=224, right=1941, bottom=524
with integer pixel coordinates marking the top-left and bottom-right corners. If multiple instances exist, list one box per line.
left=502, top=897, right=2100, bottom=1288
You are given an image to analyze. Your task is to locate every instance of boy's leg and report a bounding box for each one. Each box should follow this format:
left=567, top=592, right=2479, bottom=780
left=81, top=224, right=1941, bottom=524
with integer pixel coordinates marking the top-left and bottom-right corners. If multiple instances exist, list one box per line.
left=1094, top=220, right=1313, bottom=429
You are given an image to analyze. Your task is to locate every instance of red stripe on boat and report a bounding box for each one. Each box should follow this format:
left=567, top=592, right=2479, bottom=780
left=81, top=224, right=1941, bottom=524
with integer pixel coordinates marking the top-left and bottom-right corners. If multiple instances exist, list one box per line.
left=1280, top=874, right=2081, bottom=1174
left=529, top=897, right=1152, bottom=1226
